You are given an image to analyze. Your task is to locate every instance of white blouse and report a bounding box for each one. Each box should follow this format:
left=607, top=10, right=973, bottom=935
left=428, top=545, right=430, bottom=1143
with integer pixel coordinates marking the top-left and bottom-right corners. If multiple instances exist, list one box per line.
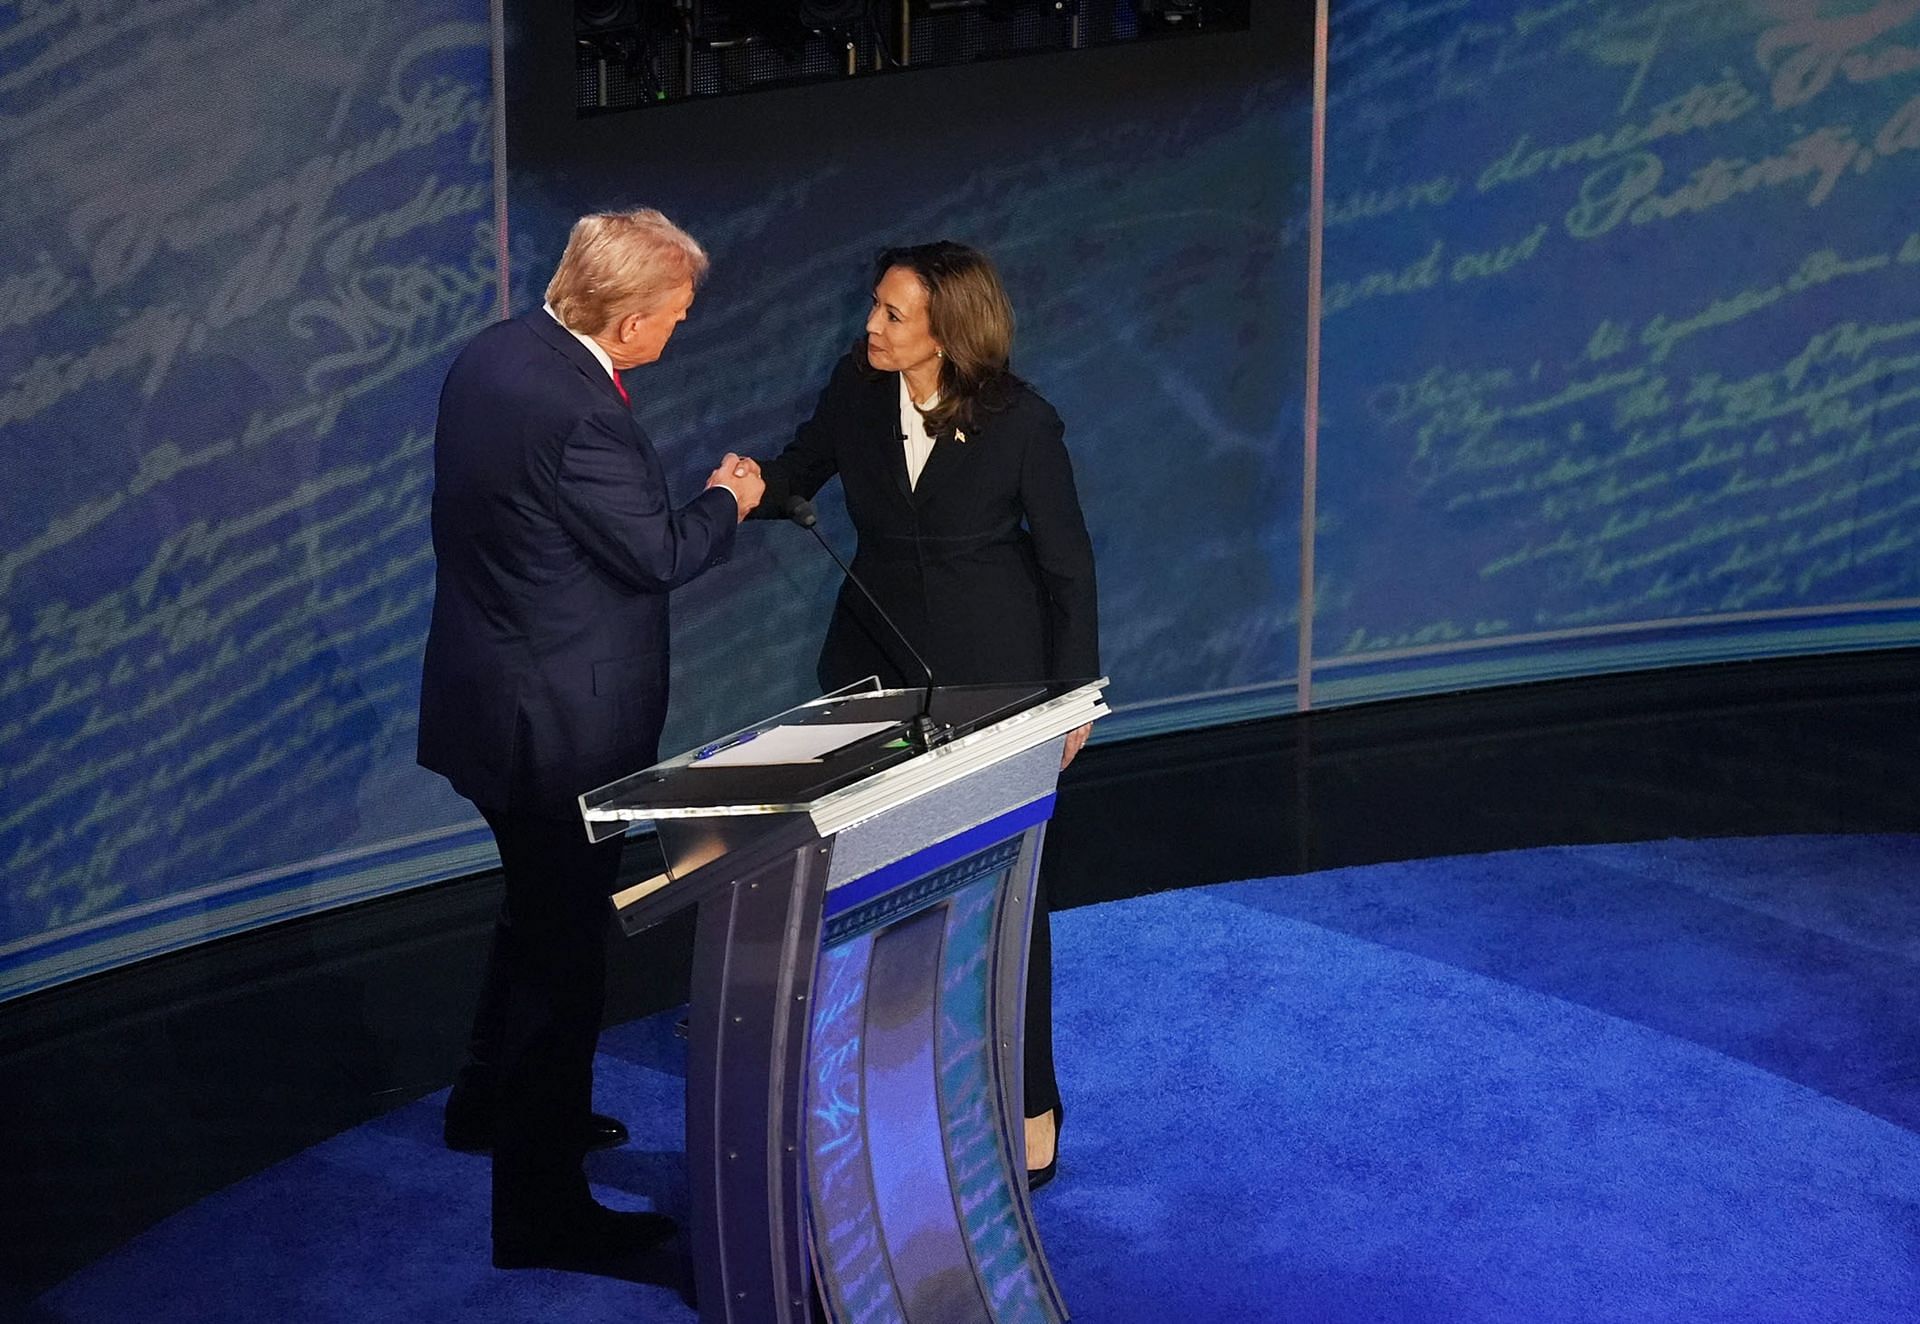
left=898, top=375, right=940, bottom=490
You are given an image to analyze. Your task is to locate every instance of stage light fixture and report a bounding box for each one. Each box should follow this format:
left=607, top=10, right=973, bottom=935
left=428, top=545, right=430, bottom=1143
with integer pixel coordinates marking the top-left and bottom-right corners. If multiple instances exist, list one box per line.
left=577, top=0, right=638, bottom=33
left=576, top=0, right=640, bottom=75
left=1133, top=0, right=1246, bottom=30
left=576, top=0, right=684, bottom=109
left=576, top=0, right=1248, bottom=113
left=797, top=0, right=876, bottom=28
left=1135, top=0, right=1196, bottom=23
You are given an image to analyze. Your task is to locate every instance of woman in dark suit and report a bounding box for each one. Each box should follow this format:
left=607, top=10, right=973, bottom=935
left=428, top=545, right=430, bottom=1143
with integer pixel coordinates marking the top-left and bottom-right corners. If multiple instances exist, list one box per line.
left=748, top=240, right=1097, bottom=1188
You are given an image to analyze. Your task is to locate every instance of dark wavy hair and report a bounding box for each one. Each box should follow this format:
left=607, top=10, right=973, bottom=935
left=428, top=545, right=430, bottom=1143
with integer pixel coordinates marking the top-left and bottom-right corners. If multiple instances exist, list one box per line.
left=854, top=241, right=1020, bottom=434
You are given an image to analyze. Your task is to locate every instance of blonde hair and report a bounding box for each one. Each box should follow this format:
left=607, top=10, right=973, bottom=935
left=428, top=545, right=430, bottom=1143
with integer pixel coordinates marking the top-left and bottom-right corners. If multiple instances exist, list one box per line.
left=859, top=242, right=1016, bottom=434
left=545, top=208, right=709, bottom=335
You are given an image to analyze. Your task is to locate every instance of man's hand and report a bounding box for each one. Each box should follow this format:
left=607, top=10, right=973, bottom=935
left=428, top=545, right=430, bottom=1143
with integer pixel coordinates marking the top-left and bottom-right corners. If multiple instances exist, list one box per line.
left=707, top=453, right=766, bottom=521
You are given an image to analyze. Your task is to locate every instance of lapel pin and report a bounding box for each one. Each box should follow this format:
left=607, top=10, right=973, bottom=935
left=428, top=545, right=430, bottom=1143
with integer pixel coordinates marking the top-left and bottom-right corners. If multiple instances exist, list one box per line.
left=954, top=429, right=967, bottom=444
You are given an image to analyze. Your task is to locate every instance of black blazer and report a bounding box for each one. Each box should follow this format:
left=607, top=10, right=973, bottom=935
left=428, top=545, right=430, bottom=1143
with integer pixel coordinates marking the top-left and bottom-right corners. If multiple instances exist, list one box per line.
left=417, top=310, right=738, bottom=815
left=758, top=353, right=1098, bottom=691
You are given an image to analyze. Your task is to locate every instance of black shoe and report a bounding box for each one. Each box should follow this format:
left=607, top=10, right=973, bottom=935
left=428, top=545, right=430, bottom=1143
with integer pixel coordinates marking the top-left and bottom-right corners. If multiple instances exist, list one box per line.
left=1025, top=1103, right=1063, bottom=1193
left=444, top=1109, right=631, bottom=1154
left=493, top=1203, right=678, bottom=1272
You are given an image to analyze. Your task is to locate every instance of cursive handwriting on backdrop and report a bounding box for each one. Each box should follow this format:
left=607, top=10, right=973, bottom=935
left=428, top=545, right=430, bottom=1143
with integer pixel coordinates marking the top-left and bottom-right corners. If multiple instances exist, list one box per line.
left=0, top=0, right=496, bottom=949
left=1317, top=0, right=1920, bottom=662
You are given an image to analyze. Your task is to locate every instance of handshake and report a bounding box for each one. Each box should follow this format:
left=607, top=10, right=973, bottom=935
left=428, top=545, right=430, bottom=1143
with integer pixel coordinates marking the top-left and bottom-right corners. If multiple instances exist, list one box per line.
left=705, top=453, right=765, bottom=522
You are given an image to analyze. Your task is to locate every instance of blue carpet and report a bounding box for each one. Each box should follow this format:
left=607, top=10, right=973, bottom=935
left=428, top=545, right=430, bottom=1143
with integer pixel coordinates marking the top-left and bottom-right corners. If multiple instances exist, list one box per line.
left=39, top=836, right=1920, bottom=1321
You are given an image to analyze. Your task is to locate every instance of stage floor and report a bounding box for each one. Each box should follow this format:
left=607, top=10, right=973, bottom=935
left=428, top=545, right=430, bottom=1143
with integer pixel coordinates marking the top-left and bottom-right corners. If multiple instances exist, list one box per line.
left=5, top=648, right=1919, bottom=1310
left=34, top=834, right=1920, bottom=1322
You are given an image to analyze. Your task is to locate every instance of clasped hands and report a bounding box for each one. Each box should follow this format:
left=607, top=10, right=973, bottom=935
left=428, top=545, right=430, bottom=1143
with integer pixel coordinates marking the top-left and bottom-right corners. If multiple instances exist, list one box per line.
left=706, top=454, right=765, bottom=521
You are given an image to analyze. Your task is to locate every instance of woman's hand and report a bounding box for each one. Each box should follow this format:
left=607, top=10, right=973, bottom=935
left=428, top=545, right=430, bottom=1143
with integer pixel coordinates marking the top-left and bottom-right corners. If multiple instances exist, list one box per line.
left=1060, top=722, right=1091, bottom=769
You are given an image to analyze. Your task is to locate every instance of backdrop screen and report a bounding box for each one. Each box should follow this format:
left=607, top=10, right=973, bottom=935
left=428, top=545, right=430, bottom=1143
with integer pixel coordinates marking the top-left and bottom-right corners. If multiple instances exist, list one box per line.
left=0, top=6, right=1313, bottom=999
left=1314, top=0, right=1920, bottom=702
left=6, top=0, right=1918, bottom=1002
left=0, top=0, right=500, bottom=996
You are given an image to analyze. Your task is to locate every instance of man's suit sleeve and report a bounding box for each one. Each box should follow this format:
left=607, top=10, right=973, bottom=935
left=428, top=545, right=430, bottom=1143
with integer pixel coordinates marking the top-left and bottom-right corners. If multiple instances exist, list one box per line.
left=753, top=355, right=857, bottom=518
left=554, top=412, right=738, bottom=591
left=1020, top=404, right=1101, bottom=681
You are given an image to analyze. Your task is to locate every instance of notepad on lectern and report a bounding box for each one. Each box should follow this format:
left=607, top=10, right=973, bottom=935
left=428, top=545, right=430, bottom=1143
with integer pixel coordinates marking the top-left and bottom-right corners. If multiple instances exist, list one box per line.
left=692, top=721, right=896, bottom=767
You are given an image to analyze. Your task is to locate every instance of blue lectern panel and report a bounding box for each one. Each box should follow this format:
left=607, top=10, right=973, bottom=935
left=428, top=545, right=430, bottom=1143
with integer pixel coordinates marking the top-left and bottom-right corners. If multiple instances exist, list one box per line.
left=808, top=831, right=1059, bottom=1323
left=940, top=872, right=1055, bottom=1324
left=807, top=931, right=893, bottom=1317
left=866, top=905, right=995, bottom=1319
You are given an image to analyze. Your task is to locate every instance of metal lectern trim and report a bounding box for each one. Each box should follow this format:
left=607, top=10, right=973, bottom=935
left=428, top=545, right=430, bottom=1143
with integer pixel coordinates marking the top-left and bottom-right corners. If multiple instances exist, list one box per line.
left=687, top=842, right=829, bottom=1323
left=577, top=680, right=1109, bottom=830
left=822, top=794, right=1054, bottom=923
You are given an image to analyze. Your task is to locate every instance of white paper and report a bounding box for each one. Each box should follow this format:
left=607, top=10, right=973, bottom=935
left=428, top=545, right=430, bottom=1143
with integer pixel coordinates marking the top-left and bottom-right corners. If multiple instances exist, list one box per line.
left=692, top=720, right=898, bottom=767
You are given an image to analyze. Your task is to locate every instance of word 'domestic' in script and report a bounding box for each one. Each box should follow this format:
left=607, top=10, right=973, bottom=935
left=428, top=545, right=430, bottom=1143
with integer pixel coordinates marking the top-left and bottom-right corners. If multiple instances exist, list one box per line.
left=1318, top=0, right=1920, bottom=666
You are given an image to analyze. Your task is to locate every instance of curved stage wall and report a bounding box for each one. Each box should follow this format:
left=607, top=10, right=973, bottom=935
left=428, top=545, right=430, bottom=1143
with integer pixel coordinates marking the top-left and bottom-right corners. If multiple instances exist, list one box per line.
left=1313, top=0, right=1920, bottom=702
left=3, top=0, right=1918, bottom=1001
left=0, top=3, right=502, bottom=999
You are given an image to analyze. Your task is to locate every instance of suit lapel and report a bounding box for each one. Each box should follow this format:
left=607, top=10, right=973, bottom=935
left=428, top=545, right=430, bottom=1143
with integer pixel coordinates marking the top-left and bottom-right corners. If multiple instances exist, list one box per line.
left=867, top=370, right=979, bottom=507
left=871, top=372, right=914, bottom=502
left=911, top=412, right=974, bottom=508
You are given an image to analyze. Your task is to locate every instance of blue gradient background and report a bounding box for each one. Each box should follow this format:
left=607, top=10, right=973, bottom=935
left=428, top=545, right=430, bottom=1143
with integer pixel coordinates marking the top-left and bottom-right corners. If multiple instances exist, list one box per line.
left=1, top=1, right=499, bottom=993
left=1315, top=0, right=1920, bottom=700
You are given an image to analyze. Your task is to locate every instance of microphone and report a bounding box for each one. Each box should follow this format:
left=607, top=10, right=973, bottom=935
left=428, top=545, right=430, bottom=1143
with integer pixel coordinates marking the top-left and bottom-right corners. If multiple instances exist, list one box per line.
left=783, top=496, right=944, bottom=752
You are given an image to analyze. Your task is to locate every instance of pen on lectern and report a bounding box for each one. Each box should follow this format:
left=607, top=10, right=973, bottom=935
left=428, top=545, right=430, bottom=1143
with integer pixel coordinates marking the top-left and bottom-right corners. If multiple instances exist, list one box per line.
left=695, top=731, right=758, bottom=761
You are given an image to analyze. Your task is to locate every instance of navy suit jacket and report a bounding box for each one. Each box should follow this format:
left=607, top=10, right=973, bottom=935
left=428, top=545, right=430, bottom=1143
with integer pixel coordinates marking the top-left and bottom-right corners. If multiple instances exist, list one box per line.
left=417, top=310, right=738, bottom=816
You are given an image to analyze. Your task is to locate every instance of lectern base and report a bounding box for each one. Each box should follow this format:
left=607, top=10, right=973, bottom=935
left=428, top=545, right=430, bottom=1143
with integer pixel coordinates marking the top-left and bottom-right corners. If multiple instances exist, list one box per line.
left=590, top=681, right=1108, bottom=1324
left=688, top=808, right=1067, bottom=1324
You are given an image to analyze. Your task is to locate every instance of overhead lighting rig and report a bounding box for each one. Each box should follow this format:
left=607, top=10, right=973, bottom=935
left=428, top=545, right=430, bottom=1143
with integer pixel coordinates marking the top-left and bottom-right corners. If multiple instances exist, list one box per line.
left=574, top=0, right=1251, bottom=113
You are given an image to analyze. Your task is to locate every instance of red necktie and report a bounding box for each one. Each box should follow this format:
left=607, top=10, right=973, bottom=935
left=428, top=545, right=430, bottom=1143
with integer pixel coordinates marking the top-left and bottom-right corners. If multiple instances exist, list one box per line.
left=612, top=371, right=629, bottom=405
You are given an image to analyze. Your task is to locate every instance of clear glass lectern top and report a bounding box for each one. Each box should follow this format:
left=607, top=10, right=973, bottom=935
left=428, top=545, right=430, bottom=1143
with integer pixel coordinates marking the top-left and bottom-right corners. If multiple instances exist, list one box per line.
left=580, top=680, right=1077, bottom=820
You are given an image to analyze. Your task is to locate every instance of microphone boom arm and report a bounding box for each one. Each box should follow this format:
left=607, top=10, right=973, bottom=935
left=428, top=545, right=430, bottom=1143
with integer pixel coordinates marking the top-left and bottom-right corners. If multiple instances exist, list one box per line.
left=785, top=497, right=943, bottom=753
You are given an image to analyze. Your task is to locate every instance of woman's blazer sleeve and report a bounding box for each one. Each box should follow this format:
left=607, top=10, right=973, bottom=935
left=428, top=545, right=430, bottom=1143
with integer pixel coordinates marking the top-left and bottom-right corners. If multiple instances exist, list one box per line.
left=754, top=353, right=862, bottom=518
left=1020, top=400, right=1101, bottom=681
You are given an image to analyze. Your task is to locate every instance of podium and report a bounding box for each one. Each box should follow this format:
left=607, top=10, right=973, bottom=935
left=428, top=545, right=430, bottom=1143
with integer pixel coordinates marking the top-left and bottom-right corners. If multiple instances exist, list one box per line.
left=580, top=680, right=1107, bottom=1324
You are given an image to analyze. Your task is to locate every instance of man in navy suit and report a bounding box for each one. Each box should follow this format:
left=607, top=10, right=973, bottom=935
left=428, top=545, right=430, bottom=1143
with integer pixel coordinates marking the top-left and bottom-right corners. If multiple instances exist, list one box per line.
left=417, top=208, right=764, bottom=1271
